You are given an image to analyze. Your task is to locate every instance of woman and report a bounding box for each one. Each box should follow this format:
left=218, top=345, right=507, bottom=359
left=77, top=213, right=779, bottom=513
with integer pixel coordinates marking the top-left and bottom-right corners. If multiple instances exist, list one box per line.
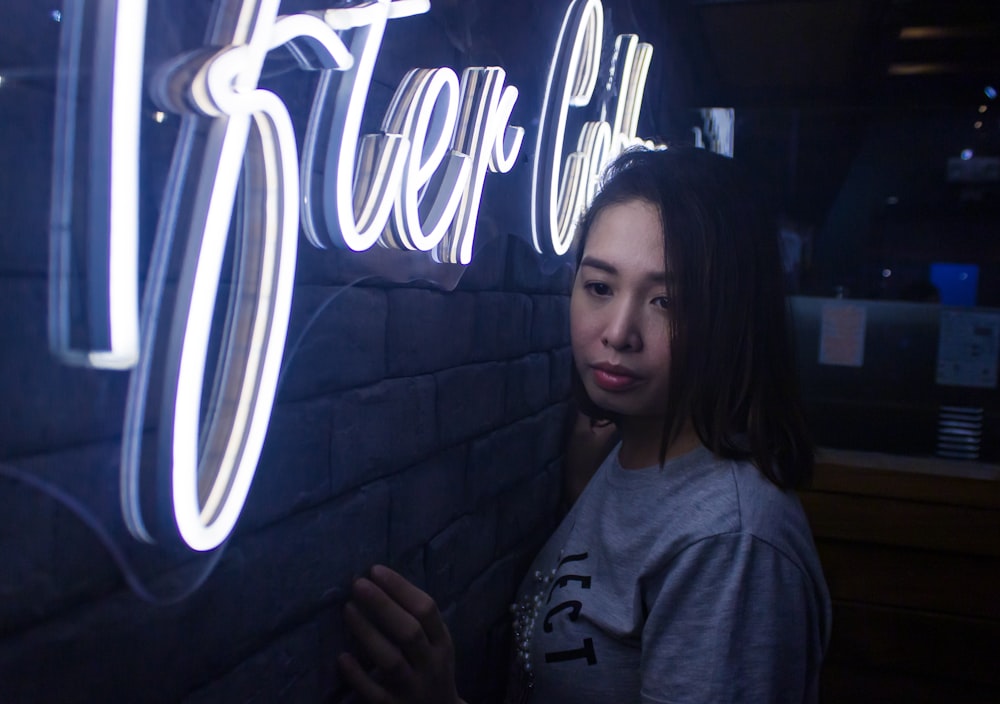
left=339, top=147, right=831, bottom=703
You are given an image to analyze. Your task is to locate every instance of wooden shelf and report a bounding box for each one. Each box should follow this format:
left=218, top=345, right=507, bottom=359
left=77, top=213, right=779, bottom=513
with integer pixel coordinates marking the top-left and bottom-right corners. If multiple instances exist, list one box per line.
left=801, top=449, right=999, bottom=703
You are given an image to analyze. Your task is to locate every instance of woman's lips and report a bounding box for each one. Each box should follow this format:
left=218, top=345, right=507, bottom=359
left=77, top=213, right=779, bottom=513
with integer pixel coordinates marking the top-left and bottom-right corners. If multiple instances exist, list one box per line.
left=591, top=365, right=640, bottom=391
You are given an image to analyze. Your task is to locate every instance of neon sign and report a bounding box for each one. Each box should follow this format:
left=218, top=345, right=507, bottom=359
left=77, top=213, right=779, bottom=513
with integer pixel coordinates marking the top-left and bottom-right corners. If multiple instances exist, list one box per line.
left=531, top=0, right=661, bottom=257
left=48, top=0, right=668, bottom=551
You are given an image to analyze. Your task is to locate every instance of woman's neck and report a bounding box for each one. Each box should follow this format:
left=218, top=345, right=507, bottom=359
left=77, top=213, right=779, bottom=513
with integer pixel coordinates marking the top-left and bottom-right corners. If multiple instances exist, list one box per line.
left=617, top=417, right=701, bottom=469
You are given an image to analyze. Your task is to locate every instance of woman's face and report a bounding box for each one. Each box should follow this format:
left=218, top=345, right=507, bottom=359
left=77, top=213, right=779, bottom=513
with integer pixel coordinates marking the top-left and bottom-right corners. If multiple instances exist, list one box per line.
left=570, top=199, right=673, bottom=421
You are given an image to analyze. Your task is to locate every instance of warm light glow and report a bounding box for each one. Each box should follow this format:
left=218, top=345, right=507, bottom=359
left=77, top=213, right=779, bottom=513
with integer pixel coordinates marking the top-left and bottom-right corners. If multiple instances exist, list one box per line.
left=974, top=120, right=983, bottom=129
left=979, top=105, right=988, bottom=114
left=899, top=25, right=993, bottom=40
left=888, top=63, right=962, bottom=76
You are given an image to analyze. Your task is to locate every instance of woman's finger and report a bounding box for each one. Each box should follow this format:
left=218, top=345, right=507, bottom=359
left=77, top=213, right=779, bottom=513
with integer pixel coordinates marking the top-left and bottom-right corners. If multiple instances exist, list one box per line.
left=344, top=600, right=414, bottom=686
left=351, top=576, right=436, bottom=667
left=367, top=565, right=451, bottom=647
left=337, top=652, right=395, bottom=704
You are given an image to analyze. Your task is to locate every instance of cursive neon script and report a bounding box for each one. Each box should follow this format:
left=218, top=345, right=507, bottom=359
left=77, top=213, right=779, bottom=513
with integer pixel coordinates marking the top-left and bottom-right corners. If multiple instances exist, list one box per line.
left=48, top=0, right=662, bottom=552
left=531, top=0, right=660, bottom=257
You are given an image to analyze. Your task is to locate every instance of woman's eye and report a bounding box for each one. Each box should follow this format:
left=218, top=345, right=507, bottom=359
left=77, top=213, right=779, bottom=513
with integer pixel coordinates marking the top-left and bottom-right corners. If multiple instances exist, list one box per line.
left=585, top=282, right=611, bottom=296
left=652, top=296, right=671, bottom=310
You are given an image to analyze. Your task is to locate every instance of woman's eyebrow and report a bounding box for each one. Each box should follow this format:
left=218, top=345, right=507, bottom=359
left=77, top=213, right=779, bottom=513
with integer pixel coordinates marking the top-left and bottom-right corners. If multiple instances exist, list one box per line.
left=580, top=255, right=668, bottom=283
left=579, top=255, right=616, bottom=274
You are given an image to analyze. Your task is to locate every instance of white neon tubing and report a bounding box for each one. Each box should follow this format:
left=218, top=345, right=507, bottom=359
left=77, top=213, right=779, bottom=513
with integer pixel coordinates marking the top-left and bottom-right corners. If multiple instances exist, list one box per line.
left=171, top=4, right=300, bottom=551
left=609, top=35, right=637, bottom=153
left=609, top=36, right=653, bottom=154
left=530, top=0, right=604, bottom=257
left=299, top=0, right=411, bottom=252
left=96, top=0, right=145, bottom=370
left=121, top=116, right=203, bottom=545
left=322, top=0, right=429, bottom=29
left=49, top=0, right=87, bottom=367
left=386, top=0, right=430, bottom=20
left=436, top=67, right=522, bottom=265
left=120, top=0, right=308, bottom=550
left=168, top=112, right=248, bottom=549
left=271, top=12, right=354, bottom=71
left=624, top=43, right=652, bottom=145
left=576, top=119, right=612, bottom=211
left=383, top=67, right=469, bottom=252
left=166, top=98, right=298, bottom=550
left=49, top=0, right=146, bottom=370
left=489, top=83, right=524, bottom=173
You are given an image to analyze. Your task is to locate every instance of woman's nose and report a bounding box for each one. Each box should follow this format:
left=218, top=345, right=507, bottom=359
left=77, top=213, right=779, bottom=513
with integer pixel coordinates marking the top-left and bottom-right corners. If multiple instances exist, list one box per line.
left=600, top=302, right=642, bottom=352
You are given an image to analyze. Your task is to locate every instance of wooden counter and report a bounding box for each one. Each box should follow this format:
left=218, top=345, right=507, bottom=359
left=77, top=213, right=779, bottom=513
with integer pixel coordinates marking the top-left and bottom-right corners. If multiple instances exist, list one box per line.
left=801, top=449, right=1000, bottom=704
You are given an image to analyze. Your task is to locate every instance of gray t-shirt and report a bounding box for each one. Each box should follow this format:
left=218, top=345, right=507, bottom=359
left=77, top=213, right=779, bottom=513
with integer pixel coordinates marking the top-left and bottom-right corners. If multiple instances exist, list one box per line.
left=509, top=445, right=831, bottom=703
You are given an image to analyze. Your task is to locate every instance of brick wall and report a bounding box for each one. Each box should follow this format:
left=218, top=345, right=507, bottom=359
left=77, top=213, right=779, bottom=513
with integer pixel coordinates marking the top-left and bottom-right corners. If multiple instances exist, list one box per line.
left=0, top=236, right=572, bottom=702
left=0, top=1, right=586, bottom=701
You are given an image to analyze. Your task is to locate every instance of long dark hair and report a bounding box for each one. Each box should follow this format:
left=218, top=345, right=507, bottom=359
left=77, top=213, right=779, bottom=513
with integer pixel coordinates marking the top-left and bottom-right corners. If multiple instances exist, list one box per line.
left=571, top=147, right=813, bottom=489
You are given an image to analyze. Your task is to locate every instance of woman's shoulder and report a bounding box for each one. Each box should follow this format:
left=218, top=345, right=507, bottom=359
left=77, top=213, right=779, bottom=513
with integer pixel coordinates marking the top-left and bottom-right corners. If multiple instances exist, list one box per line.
left=625, top=450, right=817, bottom=566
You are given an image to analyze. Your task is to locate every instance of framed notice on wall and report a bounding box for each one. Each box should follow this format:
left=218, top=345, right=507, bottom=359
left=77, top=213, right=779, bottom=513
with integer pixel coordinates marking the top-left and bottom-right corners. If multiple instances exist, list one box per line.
left=819, top=302, right=867, bottom=367
left=936, top=310, right=1000, bottom=389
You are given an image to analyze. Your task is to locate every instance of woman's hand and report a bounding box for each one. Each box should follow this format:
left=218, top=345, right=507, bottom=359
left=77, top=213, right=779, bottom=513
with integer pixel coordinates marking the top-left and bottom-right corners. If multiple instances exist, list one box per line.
left=338, top=565, right=465, bottom=704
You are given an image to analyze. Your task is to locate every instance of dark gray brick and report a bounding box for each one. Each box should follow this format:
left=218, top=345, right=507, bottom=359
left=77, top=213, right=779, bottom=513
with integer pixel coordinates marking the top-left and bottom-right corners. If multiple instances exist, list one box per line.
left=549, top=346, right=574, bottom=401
left=329, top=377, right=438, bottom=496
left=386, top=289, right=476, bottom=376
left=436, top=363, right=506, bottom=446
left=467, top=418, right=537, bottom=508
left=388, top=446, right=467, bottom=560
left=425, top=509, right=497, bottom=607
left=454, top=230, right=508, bottom=292
left=277, top=285, right=387, bottom=402
left=0, top=482, right=389, bottom=704
left=506, top=235, right=575, bottom=295
left=446, top=551, right=528, bottom=703
left=533, top=403, right=572, bottom=470
left=0, top=89, right=55, bottom=275
left=472, top=292, right=533, bottom=362
left=182, top=614, right=337, bottom=704
left=240, top=398, right=334, bottom=530
left=0, top=442, right=133, bottom=634
left=504, top=353, right=551, bottom=422
left=0, top=279, right=129, bottom=457
left=530, top=294, right=571, bottom=351
left=495, top=462, right=561, bottom=558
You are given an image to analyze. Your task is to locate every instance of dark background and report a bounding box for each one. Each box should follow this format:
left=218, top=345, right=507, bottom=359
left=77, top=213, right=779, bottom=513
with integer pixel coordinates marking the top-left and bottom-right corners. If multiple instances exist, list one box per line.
left=0, top=0, right=998, bottom=701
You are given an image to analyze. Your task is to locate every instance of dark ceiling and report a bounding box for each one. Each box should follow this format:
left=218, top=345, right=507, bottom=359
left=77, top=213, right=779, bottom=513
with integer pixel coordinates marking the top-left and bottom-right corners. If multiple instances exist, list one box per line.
left=667, top=0, right=1000, bottom=201
left=674, top=0, right=1000, bottom=111
left=645, top=0, right=1000, bottom=297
